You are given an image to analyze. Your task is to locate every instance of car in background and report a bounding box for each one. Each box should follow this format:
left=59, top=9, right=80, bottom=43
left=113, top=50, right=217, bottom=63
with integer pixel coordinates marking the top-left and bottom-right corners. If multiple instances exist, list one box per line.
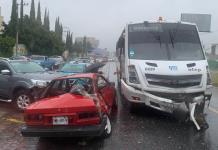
left=58, top=62, right=87, bottom=75
left=10, top=56, right=30, bottom=61
left=0, top=58, right=62, bottom=110
left=31, top=55, right=56, bottom=70
left=30, top=55, right=48, bottom=65
left=21, top=73, right=117, bottom=138
left=49, top=56, right=64, bottom=70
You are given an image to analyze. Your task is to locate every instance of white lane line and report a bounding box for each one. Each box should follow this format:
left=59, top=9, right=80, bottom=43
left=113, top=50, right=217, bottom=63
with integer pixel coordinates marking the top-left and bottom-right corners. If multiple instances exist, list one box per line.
left=209, top=107, right=218, bottom=114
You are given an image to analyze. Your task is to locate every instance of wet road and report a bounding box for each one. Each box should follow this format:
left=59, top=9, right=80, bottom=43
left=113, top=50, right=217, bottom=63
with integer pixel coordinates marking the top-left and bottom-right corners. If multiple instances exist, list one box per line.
left=0, top=62, right=218, bottom=150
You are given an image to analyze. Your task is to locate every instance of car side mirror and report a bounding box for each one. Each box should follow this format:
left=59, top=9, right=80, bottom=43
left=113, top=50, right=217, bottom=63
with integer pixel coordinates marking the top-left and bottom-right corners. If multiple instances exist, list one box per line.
left=1, top=69, right=11, bottom=75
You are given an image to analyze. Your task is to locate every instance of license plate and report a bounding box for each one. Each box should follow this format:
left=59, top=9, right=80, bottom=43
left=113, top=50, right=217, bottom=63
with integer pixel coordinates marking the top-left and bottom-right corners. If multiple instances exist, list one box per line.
left=53, top=116, right=68, bottom=125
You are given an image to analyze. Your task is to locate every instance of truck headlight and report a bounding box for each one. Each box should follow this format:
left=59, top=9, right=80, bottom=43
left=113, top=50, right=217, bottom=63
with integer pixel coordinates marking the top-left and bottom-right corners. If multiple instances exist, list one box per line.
left=206, top=66, right=212, bottom=85
left=128, top=65, right=140, bottom=84
left=31, top=79, right=47, bottom=88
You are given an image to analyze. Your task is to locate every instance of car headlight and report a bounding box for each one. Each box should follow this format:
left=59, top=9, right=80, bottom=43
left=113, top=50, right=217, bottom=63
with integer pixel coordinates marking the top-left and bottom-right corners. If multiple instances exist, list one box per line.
left=31, top=79, right=47, bottom=88
left=128, top=65, right=140, bottom=84
left=206, top=66, right=212, bottom=85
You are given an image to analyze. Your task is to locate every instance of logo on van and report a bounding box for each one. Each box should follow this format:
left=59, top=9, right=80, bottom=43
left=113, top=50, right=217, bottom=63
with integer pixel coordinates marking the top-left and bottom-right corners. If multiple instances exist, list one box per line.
left=169, top=66, right=178, bottom=71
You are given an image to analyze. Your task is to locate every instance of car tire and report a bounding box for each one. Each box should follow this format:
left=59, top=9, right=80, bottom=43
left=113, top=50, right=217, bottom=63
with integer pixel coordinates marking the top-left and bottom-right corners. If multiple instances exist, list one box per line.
left=13, top=90, right=33, bottom=111
left=102, top=115, right=112, bottom=138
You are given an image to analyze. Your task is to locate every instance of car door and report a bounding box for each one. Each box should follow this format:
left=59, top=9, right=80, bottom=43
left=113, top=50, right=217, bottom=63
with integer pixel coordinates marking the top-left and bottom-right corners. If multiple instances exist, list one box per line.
left=97, top=76, right=114, bottom=108
left=0, top=62, right=12, bottom=99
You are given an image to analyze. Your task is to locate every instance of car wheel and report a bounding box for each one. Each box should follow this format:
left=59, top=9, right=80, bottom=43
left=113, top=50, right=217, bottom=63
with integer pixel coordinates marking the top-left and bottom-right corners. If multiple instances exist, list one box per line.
left=102, top=115, right=112, bottom=138
left=13, top=90, right=33, bottom=111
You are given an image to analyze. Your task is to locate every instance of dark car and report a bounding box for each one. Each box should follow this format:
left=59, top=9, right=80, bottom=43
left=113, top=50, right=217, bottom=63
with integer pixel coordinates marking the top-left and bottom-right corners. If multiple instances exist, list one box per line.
left=21, top=73, right=117, bottom=138
left=0, top=58, right=62, bottom=110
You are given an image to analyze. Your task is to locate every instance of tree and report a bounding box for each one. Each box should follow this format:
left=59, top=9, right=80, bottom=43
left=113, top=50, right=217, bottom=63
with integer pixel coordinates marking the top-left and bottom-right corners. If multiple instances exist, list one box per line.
left=43, top=9, right=50, bottom=31
left=7, top=0, right=18, bottom=37
left=65, top=31, right=73, bottom=51
left=55, top=17, right=63, bottom=40
left=20, top=0, right=24, bottom=30
left=0, top=36, right=15, bottom=57
left=36, top=2, right=42, bottom=25
left=30, top=0, right=35, bottom=21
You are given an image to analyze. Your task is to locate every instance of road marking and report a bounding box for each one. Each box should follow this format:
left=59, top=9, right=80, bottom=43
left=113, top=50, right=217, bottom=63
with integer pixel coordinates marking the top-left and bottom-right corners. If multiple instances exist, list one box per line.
left=209, top=107, right=218, bottom=114
left=5, top=118, right=24, bottom=124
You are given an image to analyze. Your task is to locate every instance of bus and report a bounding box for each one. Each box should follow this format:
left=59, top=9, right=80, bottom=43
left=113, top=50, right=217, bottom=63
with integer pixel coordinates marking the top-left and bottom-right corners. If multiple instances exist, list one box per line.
left=116, top=20, right=212, bottom=130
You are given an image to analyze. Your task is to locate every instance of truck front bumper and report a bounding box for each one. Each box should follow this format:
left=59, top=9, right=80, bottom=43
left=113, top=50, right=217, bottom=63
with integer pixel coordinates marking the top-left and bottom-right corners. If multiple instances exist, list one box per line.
left=121, top=80, right=212, bottom=114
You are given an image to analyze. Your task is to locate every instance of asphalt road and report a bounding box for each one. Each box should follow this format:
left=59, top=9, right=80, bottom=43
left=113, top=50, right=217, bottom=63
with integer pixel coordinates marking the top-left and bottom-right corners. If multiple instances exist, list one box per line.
left=0, top=62, right=218, bottom=150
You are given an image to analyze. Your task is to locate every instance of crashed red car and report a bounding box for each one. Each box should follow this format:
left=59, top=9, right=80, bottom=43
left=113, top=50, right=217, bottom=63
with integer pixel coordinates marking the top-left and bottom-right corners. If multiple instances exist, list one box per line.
left=21, top=73, right=117, bottom=138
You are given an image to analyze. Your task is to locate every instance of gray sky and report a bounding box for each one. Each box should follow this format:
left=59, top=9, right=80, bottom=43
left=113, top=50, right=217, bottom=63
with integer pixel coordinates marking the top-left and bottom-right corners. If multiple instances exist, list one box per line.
left=1, top=0, right=218, bottom=51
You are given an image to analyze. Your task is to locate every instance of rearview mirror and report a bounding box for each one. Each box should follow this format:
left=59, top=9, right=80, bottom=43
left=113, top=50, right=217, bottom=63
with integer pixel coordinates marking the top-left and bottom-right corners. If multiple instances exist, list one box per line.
left=1, top=69, right=11, bottom=75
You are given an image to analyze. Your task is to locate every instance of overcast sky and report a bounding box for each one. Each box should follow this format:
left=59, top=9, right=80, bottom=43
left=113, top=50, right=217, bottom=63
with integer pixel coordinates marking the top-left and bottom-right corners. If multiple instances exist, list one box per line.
left=1, top=0, right=218, bottom=51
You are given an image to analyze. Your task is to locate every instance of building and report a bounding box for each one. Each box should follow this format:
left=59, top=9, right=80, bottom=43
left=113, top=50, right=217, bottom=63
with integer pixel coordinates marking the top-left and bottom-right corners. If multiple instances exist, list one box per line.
left=75, top=37, right=99, bottom=49
left=0, top=7, right=3, bottom=34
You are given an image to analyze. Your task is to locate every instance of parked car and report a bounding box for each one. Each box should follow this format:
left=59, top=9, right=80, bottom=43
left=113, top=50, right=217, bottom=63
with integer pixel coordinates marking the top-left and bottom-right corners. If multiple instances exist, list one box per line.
left=49, top=56, right=64, bottom=70
left=21, top=73, right=117, bottom=138
left=58, top=62, right=87, bottom=75
left=10, top=56, right=30, bottom=61
left=31, top=55, right=55, bottom=70
left=0, top=58, right=62, bottom=110
left=30, top=55, right=48, bottom=65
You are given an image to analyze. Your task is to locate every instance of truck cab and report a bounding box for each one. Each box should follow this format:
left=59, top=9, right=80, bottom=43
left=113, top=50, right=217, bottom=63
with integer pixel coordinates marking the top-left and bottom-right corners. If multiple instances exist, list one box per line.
left=116, top=21, right=212, bottom=130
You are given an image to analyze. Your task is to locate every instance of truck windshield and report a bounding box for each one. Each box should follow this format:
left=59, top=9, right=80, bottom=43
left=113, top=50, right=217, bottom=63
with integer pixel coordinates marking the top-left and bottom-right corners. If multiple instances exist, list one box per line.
left=128, top=23, right=205, bottom=61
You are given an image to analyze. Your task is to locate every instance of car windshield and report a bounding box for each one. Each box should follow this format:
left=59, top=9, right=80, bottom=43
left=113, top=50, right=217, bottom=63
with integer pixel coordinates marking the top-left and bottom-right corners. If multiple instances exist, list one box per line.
left=60, top=63, right=85, bottom=73
left=128, top=23, right=205, bottom=61
left=10, top=61, right=45, bottom=73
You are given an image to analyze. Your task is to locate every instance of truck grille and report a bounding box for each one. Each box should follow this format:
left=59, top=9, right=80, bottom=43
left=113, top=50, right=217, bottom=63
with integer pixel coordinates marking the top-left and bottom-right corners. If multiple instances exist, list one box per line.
left=147, top=91, right=204, bottom=102
left=145, top=74, right=202, bottom=88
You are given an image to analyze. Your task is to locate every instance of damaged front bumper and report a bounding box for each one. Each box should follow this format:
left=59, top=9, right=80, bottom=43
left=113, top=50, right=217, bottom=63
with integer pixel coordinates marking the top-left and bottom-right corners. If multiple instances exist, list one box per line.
left=121, top=80, right=212, bottom=130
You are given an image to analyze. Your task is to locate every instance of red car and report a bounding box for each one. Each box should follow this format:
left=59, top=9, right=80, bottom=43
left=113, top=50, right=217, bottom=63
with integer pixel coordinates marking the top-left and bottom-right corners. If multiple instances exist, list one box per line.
left=21, top=73, right=117, bottom=138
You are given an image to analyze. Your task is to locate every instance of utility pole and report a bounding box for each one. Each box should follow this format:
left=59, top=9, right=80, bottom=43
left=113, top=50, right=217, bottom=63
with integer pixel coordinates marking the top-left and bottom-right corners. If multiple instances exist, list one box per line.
left=15, top=2, right=28, bottom=56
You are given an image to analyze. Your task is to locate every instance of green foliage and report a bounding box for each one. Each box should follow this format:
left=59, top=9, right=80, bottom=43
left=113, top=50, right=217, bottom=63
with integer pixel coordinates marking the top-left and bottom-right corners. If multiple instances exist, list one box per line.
left=30, top=0, right=35, bottom=21
left=55, top=17, right=63, bottom=40
left=20, top=0, right=24, bottom=31
left=43, top=9, right=50, bottom=31
left=0, top=36, right=15, bottom=57
left=208, top=60, right=218, bottom=70
left=65, top=31, right=73, bottom=51
left=36, top=2, right=42, bottom=25
left=19, top=16, right=64, bottom=56
left=7, top=0, right=18, bottom=37
left=4, top=0, right=65, bottom=57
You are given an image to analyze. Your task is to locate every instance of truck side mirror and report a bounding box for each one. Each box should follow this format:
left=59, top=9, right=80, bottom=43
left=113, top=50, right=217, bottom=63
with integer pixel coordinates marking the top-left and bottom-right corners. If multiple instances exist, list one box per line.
left=1, top=69, right=11, bottom=75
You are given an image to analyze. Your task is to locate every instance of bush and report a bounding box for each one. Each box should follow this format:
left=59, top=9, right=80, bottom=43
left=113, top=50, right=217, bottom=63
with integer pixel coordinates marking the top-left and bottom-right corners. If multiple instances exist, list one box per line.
left=0, top=36, right=15, bottom=57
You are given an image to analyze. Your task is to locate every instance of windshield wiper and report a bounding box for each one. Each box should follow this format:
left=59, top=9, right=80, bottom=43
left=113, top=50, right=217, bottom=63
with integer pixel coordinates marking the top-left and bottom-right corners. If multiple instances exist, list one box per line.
left=148, top=31, right=162, bottom=47
left=168, top=30, right=174, bottom=48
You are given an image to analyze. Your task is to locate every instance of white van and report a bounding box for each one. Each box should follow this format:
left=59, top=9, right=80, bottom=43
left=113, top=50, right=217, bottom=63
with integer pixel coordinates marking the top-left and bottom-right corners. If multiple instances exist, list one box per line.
left=116, top=21, right=212, bottom=130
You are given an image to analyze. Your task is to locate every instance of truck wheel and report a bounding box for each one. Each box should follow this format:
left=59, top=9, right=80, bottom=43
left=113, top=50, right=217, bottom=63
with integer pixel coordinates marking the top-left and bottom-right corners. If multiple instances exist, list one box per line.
left=102, top=115, right=112, bottom=138
left=13, top=90, right=33, bottom=111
